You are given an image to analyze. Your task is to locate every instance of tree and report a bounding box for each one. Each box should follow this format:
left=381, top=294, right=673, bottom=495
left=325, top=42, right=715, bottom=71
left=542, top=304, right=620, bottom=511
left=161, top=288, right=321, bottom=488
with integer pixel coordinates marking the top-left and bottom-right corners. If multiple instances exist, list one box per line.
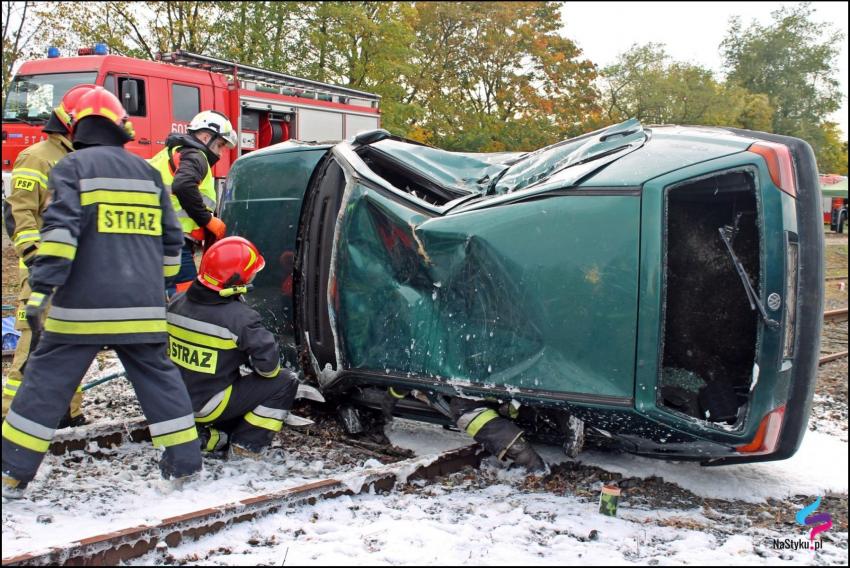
left=32, top=1, right=223, bottom=60
left=407, top=2, right=600, bottom=151
left=2, top=1, right=39, bottom=104
left=815, top=122, right=848, bottom=175
left=721, top=3, right=844, bottom=157
left=733, top=92, right=774, bottom=132
left=601, top=43, right=762, bottom=127
left=214, top=2, right=308, bottom=73
left=11, top=1, right=604, bottom=151
left=291, top=2, right=418, bottom=135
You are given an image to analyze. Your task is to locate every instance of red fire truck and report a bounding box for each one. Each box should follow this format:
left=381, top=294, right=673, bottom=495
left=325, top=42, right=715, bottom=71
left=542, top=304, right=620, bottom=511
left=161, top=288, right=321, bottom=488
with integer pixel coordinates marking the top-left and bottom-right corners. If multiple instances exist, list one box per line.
left=2, top=46, right=381, bottom=198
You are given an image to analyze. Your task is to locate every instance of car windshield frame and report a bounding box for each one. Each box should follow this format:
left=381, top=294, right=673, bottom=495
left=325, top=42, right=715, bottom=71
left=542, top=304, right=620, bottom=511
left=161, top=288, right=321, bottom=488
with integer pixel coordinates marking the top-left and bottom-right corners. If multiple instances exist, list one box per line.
left=489, top=118, right=646, bottom=195
left=3, top=71, right=98, bottom=122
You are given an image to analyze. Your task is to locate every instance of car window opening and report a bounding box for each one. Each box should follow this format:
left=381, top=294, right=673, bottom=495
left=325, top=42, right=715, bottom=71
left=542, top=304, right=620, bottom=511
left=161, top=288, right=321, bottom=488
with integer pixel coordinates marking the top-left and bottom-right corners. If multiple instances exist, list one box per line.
left=356, top=146, right=458, bottom=206
left=660, top=171, right=759, bottom=425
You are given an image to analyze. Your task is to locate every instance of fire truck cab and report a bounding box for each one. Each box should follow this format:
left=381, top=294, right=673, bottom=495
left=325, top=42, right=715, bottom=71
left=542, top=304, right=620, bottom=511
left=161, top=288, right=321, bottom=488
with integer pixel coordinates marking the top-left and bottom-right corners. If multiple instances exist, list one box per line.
left=2, top=47, right=381, bottom=200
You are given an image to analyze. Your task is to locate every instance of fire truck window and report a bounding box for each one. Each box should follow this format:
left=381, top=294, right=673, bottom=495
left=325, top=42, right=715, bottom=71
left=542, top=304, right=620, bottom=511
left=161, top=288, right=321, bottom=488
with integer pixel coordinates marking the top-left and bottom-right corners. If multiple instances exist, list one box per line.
left=3, top=72, right=97, bottom=121
left=172, top=84, right=200, bottom=122
left=104, top=75, right=116, bottom=95
left=117, top=77, right=146, bottom=117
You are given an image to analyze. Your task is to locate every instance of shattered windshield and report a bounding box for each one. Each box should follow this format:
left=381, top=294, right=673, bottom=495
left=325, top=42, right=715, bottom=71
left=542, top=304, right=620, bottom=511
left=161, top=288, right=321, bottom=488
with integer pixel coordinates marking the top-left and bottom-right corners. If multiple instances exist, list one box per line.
left=491, top=119, right=647, bottom=194
left=369, top=139, right=513, bottom=194
left=3, top=72, right=97, bottom=122
left=357, top=120, right=647, bottom=206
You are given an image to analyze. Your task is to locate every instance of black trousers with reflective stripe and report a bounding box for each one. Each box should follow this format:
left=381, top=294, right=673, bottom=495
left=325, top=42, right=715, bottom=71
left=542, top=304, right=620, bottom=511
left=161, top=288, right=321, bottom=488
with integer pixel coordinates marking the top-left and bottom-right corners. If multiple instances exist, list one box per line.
left=199, top=370, right=297, bottom=452
left=1, top=340, right=202, bottom=483
left=448, top=397, right=524, bottom=456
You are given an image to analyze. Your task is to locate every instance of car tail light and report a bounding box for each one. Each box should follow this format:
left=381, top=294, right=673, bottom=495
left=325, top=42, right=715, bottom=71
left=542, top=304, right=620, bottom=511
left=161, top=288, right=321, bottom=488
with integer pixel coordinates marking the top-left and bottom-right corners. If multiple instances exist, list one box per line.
left=736, top=405, right=785, bottom=454
left=783, top=238, right=798, bottom=358
left=749, top=141, right=797, bottom=197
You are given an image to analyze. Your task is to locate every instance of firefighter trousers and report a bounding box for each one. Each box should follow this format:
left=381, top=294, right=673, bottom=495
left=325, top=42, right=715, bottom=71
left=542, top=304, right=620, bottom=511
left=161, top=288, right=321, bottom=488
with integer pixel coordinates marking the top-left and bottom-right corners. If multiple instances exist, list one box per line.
left=2, top=264, right=83, bottom=419
left=450, top=397, right=525, bottom=458
left=195, top=370, right=298, bottom=453
left=1, top=340, right=201, bottom=483
left=166, top=240, right=199, bottom=297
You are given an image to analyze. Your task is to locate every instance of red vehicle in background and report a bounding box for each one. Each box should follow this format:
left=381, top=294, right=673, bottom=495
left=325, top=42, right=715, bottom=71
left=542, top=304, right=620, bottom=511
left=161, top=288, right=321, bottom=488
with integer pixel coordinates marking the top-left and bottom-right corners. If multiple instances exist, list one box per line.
left=819, top=173, right=848, bottom=232
left=2, top=46, right=381, bottom=200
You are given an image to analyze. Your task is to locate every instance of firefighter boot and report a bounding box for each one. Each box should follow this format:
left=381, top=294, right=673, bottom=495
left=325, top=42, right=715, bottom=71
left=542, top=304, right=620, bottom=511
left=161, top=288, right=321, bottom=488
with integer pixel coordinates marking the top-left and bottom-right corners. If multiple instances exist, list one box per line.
left=198, top=426, right=229, bottom=457
left=229, top=443, right=265, bottom=460
left=57, top=408, right=88, bottom=429
left=468, top=413, right=546, bottom=473
left=162, top=472, right=200, bottom=492
left=2, top=474, right=28, bottom=500
left=502, top=434, right=546, bottom=473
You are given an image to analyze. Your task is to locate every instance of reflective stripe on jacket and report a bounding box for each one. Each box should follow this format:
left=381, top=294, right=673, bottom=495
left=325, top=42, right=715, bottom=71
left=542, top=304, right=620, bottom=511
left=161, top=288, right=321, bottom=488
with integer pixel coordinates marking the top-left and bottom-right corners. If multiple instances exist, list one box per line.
left=30, top=145, right=183, bottom=344
left=167, top=284, right=281, bottom=410
left=148, top=145, right=216, bottom=235
left=4, top=134, right=72, bottom=259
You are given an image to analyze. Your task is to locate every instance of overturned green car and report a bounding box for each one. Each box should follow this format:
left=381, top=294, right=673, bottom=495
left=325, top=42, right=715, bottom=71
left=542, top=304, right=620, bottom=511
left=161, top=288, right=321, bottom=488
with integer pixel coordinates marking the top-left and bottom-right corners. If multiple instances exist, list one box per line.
left=221, top=119, right=824, bottom=465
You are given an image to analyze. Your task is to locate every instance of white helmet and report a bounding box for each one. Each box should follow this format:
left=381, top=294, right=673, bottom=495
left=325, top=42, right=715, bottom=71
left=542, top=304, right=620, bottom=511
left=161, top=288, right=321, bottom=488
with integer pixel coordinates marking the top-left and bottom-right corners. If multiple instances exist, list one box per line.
left=187, top=110, right=237, bottom=148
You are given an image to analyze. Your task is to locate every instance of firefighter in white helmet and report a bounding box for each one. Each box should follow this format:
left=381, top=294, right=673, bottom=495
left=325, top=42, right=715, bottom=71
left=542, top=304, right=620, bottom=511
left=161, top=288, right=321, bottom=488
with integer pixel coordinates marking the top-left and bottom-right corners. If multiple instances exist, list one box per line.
left=149, top=110, right=238, bottom=295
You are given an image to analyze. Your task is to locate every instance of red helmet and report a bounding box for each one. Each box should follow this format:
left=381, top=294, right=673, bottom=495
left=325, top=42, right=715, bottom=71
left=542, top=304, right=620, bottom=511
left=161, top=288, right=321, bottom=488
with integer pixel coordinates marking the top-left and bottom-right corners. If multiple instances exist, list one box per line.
left=71, top=86, right=135, bottom=139
left=54, top=83, right=97, bottom=132
left=198, top=236, right=266, bottom=293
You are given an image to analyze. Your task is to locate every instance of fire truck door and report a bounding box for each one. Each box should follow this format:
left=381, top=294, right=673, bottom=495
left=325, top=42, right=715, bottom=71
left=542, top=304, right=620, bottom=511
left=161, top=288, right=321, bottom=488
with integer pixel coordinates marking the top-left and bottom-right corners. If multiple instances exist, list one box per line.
left=105, top=73, right=153, bottom=158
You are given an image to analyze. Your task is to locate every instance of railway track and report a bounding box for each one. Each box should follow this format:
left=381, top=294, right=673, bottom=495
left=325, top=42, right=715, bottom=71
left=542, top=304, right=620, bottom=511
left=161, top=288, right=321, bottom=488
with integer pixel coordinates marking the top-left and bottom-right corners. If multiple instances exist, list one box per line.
left=48, top=416, right=150, bottom=455
left=819, top=350, right=849, bottom=365
left=1, top=444, right=483, bottom=566
left=824, top=307, right=848, bottom=321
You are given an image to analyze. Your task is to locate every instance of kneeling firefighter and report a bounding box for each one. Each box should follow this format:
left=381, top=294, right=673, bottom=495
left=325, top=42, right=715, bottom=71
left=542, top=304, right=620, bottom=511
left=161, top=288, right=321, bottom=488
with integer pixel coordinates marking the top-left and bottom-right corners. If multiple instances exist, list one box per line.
left=381, top=388, right=545, bottom=472
left=167, top=236, right=299, bottom=458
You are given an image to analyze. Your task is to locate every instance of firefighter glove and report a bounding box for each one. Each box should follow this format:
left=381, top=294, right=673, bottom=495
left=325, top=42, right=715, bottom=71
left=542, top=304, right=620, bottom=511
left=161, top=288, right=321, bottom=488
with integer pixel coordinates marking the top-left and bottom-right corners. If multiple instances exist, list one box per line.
left=205, top=216, right=227, bottom=241
left=24, top=290, right=51, bottom=335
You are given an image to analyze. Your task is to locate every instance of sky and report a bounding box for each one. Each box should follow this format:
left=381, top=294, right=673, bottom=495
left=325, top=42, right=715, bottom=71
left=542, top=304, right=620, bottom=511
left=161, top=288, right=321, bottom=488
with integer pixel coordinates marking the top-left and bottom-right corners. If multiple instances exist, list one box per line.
left=560, top=1, right=849, bottom=137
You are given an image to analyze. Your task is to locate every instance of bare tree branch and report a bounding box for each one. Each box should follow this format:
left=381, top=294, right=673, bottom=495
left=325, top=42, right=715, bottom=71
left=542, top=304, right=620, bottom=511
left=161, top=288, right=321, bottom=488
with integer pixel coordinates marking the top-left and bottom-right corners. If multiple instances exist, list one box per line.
left=114, top=3, right=156, bottom=59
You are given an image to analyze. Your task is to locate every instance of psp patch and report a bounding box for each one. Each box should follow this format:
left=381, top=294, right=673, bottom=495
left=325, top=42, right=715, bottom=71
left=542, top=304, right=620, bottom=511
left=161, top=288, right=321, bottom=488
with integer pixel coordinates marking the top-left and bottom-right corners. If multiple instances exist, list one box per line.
left=13, top=178, right=37, bottom=191
left=169, top=336, right=218, bottom=374
left=97, top=204, right=162, bottom=235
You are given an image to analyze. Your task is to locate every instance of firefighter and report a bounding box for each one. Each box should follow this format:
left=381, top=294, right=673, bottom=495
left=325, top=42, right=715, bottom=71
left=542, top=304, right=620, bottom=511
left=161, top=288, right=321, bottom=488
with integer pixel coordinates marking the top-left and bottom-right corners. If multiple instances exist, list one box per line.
left=2, top=83, right=96, bottom=427
left=381, top=388, right=546, bottom=472
left=1, top=87, right=201, bottom=499
left=167, top=236, right=299, bottom=458
left=148, top=110, right=237, bottom=295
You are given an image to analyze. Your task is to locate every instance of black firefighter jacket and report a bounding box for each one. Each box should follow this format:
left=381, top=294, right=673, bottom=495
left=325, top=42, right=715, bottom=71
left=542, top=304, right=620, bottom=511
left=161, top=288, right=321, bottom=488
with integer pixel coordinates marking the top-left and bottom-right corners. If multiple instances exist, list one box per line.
left=29, top=144, right=183, bottom=344
left=166, top=282, right=282, bottom=411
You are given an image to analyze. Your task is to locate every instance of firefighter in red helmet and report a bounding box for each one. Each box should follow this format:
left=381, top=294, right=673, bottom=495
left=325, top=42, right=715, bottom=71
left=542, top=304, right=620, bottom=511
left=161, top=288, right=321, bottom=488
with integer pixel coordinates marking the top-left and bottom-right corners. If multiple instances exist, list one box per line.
left=2, top=83, right=96, bottom=427
left=2, top=86, right=201, bottom=499
left=166, top=236, right=299, bottom=458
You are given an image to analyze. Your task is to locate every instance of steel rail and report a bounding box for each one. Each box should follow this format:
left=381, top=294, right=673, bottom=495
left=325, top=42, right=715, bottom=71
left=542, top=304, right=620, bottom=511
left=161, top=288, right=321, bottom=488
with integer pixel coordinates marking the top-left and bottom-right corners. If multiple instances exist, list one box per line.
left=823, top=308, right=848, bottom=321
left=2, top=444, right=482, bottom=566
left=819, top=351, right=848, bottom=365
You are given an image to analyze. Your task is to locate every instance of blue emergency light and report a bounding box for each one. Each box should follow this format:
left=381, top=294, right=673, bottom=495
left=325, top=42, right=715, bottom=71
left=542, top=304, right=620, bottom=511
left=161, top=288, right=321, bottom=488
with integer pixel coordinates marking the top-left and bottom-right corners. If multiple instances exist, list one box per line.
left=94, top=43, right=108, bottom=55
left=47, top=46, right=60, bottom=58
